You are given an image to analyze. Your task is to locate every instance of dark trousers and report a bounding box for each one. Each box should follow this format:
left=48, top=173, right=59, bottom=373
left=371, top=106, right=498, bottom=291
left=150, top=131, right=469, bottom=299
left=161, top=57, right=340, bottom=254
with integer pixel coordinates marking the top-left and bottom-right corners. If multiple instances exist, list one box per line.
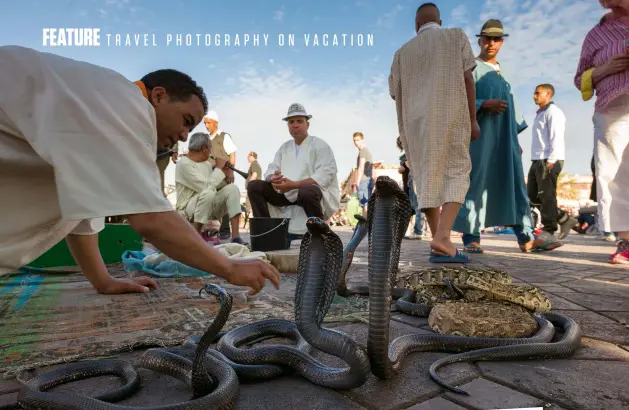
left=527, top=159, right=566, bottom=234
left=247, top=180, right=324, bottom=219
left=219, top=214, right=230, bottom=237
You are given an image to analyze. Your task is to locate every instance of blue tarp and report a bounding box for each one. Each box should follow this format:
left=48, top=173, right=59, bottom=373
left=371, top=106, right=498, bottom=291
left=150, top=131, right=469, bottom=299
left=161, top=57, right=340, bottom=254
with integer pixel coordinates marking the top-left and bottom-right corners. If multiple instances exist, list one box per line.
left=121, top=250, right=213, bottom=278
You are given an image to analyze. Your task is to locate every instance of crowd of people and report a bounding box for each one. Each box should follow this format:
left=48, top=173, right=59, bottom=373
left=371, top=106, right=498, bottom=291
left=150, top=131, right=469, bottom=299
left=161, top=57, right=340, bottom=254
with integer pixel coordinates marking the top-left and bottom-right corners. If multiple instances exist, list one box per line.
left=389, top=1, right=628, bottom=265
left=0, top=0, right=627, bottom=299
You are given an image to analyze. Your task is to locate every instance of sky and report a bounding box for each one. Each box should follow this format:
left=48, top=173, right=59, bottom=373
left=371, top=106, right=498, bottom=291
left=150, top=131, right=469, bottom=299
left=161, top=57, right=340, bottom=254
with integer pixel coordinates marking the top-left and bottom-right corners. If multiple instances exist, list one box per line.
left=0, top=0, right=606, bottom=193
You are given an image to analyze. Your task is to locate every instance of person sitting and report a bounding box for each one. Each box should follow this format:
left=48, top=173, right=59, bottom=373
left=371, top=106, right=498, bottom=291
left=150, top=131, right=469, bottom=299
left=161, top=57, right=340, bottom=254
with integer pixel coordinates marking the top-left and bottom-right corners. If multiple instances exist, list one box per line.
left=247, top=103, right=340, bottom=240
left=175, top=132, right=248, bottom=246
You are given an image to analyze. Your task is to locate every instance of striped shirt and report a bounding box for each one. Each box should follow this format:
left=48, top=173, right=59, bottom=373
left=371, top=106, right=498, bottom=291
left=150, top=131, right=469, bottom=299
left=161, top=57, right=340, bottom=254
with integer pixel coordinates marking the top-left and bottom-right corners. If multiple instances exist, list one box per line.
left=574, top=15, right=629, bottom=111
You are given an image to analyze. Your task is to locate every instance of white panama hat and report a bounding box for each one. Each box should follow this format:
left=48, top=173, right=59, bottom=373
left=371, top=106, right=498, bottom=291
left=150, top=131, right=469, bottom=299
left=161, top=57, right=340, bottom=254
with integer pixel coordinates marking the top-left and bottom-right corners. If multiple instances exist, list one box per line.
left=282, top=103, right=312, bottom=121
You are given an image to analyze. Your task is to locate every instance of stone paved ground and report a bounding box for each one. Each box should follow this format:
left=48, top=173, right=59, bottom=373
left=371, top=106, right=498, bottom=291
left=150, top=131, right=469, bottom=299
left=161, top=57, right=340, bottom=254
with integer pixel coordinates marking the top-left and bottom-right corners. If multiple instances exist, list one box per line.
left=1, top=228, right=628, bottom=410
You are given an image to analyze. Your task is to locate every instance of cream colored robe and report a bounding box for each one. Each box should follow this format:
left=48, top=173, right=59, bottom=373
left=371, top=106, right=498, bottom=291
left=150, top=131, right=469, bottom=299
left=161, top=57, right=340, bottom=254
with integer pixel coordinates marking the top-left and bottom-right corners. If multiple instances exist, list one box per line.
left=0, top=46, right=172, bottom=274
left=175, top=156, right=241, bottom=224
left=388, top=24, right=477, bottom=209
left=264, top=135, right=340, bottom=235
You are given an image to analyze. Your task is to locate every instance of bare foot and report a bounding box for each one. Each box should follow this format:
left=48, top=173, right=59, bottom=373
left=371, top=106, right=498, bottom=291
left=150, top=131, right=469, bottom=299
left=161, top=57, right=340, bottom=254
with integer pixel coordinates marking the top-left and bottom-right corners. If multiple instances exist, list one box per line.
left=430, top=237, right=457, bottom=257
left=519, top=240, right=535, bottom=252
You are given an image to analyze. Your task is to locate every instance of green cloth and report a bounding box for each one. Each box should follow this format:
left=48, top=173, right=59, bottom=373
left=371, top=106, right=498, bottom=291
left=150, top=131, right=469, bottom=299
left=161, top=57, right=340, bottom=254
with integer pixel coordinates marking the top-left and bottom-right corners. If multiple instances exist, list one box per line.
left=345, top=196, right=361, bottom=226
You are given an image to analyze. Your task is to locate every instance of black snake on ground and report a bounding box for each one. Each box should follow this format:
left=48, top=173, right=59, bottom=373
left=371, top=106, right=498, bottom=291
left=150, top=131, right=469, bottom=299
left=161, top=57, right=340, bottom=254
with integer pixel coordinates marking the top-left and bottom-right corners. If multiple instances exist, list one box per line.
left=362, top=176, right=582, bottom=391
left=16, top=284, right=240, bottom=409
left=216, top=217, right=371, bottom=390
left=13, top=176, right=583, bottom=408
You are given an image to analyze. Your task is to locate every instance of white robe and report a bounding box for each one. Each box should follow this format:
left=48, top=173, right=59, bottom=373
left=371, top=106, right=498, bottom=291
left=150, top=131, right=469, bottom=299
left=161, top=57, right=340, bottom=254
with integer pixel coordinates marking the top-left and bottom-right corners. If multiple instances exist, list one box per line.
left=0, top=46, right=172, bottom=273
left=264, top=135, right=340, bottom=234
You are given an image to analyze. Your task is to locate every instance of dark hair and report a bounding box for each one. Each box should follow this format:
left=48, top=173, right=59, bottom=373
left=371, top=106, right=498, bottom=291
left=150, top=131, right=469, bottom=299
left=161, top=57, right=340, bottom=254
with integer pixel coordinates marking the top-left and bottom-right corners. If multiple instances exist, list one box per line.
left=537, top=83, right=555, bottom=96
left=249, top=151, right=258, bottom=159
left=396, top=136, right=403, bottom=151
left=417, top=2, right=439, bottom=13
left=140, top=69, right=208, bottom=113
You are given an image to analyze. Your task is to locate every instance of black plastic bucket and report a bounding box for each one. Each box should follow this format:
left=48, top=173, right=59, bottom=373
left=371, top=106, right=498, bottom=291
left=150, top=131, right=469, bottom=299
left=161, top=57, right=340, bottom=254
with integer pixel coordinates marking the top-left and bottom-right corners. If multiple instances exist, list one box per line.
left=249, top=217, right=291, bottom=252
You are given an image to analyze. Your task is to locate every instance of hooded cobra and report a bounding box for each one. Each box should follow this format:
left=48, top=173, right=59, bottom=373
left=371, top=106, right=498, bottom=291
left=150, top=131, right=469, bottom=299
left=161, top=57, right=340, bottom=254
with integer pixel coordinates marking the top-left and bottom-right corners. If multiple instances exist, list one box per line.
left=363, top=176, right=582, bottom=383
left=338, top=209, right=432, bottom=316
left=216, top=217, right=371, bottom=390
left=16, top=284, right=239, bottom=410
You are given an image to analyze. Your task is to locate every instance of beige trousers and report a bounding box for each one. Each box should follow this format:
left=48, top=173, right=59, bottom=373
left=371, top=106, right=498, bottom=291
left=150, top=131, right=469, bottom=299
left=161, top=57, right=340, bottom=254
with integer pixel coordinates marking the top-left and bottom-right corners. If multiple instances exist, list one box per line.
left=184, top=184, right=241, bottom=225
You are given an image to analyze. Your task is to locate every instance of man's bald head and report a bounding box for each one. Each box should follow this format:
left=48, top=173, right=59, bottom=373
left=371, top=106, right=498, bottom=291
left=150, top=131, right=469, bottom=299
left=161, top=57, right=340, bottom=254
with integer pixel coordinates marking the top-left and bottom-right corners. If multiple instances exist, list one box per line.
left=415, top=3, right=441, bottom=32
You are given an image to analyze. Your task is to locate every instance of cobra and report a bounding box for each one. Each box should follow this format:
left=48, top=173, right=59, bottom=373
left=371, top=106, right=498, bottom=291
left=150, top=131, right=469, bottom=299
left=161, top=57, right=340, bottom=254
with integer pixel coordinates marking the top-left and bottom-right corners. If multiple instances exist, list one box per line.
left=362, top=176, right=582, bottom=386
left=17, top=284, right=240, bottom=409
left=216, top=217, right=371, bottom=390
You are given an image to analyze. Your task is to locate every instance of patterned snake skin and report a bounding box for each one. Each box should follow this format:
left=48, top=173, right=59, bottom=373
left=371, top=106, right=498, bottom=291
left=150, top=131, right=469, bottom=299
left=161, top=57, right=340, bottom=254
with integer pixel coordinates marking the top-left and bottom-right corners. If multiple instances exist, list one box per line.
left=17, top=284, right=240, bottom=409
left=364, top=176, right=582, bottom=388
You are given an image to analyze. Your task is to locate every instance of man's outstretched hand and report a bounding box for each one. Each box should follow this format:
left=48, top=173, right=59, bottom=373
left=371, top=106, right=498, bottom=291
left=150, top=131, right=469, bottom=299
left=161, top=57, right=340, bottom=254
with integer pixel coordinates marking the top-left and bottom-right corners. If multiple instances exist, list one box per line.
left=96, top=276, right=159, bottom=294
left=225, top=260, right=281, bottom=296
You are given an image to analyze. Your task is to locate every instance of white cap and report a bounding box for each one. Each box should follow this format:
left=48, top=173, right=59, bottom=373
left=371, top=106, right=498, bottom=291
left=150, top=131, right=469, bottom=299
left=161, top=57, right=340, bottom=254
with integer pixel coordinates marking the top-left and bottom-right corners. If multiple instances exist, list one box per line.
left=282, top=103, right=312, bottom=121
left=204, top=110, right=219, bottom=122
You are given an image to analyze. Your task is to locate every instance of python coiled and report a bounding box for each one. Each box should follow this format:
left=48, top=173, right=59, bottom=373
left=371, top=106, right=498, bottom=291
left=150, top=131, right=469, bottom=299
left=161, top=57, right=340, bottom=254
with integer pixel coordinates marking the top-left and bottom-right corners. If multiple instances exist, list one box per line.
left=363, top=176, right=582, bottom=385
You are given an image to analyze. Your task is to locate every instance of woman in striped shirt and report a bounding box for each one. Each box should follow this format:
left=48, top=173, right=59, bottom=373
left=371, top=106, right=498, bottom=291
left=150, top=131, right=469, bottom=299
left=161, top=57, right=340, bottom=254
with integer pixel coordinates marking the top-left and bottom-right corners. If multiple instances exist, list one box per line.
left=575, top=0, right=629, bottom=264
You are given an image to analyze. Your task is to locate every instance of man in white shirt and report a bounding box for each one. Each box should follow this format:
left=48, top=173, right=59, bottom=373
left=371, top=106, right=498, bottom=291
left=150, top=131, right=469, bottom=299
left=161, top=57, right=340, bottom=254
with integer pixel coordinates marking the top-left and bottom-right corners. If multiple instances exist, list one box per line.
left=528, top=83, right=577, bottom=247
left=247, top=103, right=340, bottom=241
left=0, top=45, right=279, bottom=296
left=201, top=111, right=238, bottom=240
left=175, top=133, right=248, bottom=246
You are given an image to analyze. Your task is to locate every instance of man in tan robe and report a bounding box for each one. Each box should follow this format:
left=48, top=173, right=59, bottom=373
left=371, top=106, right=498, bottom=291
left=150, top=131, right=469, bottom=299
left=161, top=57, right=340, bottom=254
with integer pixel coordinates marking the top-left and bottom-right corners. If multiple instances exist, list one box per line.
left=389, top=3, right=480, bottom=262
left=175, top=132, right=248, bottom=246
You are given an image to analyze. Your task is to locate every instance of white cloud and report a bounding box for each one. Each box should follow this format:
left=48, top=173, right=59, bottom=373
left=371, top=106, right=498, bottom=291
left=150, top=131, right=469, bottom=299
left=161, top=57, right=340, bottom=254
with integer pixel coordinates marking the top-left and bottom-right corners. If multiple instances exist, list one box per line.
left=449, top=4, right=469, bottom=24
left=376, top=4, right=404, bottom=29
left=457, top=0, right=606, bottom=175
left=165, top=0, right=609, bottom=194
left=273, top=9, right=285, bottom=21
left=165, top=66, right=399, bottom=193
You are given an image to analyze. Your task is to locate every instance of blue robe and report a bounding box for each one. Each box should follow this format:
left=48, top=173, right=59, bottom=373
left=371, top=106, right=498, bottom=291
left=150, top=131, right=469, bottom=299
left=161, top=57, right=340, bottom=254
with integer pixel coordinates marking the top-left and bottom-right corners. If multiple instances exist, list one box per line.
left=453, top=59, right=533, bottom=236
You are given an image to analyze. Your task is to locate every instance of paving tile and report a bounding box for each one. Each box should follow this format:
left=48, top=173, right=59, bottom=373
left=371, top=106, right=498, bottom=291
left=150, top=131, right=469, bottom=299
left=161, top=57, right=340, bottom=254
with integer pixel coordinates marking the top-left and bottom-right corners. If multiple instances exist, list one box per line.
left=235, top=378, right=366, bottom=410
left=341, top=353, right=479, bottom=410
left=552, top=292, right=629, bottom=312
left=405, top=396, right=466, bottom=409
left=479, top=360, right=629, bottom=410
left=598, top=311, right=629, bottom=324
left=443, top=378, right=545, bottom=410
left=572, top=337, right=629, bottom=361
left=544, top=293, right=587, bottom=311
left=590, top=272, right=629, bottom=281
left=559, top=278, right=629, bottom=299
left=556, top=310, right=629, bottom=345
left=530, top=283, right=578, bottom=293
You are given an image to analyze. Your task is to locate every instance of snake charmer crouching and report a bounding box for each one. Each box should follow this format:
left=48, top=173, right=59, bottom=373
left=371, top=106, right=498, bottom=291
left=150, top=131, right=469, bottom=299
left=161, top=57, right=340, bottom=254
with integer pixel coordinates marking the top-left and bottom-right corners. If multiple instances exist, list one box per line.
left=0, top=45, right=280, bottom=296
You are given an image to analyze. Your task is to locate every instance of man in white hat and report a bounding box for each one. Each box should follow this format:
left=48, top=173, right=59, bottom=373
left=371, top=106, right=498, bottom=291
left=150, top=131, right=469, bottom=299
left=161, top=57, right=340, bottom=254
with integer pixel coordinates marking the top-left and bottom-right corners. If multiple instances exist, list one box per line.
left=247, top=103, right=340, bottom=240
left=201, top=110, right=238, bottom=240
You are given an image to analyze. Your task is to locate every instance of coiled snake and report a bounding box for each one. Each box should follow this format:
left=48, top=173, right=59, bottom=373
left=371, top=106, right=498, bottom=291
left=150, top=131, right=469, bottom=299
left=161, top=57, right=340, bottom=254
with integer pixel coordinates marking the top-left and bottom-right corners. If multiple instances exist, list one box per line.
left=15, top=175, right=582, bottom=408
left=216, top=217, right=371, bottom=390
left=17, top=284, right=240, bottom=409
left=363, top=176, right=582, bottom=393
